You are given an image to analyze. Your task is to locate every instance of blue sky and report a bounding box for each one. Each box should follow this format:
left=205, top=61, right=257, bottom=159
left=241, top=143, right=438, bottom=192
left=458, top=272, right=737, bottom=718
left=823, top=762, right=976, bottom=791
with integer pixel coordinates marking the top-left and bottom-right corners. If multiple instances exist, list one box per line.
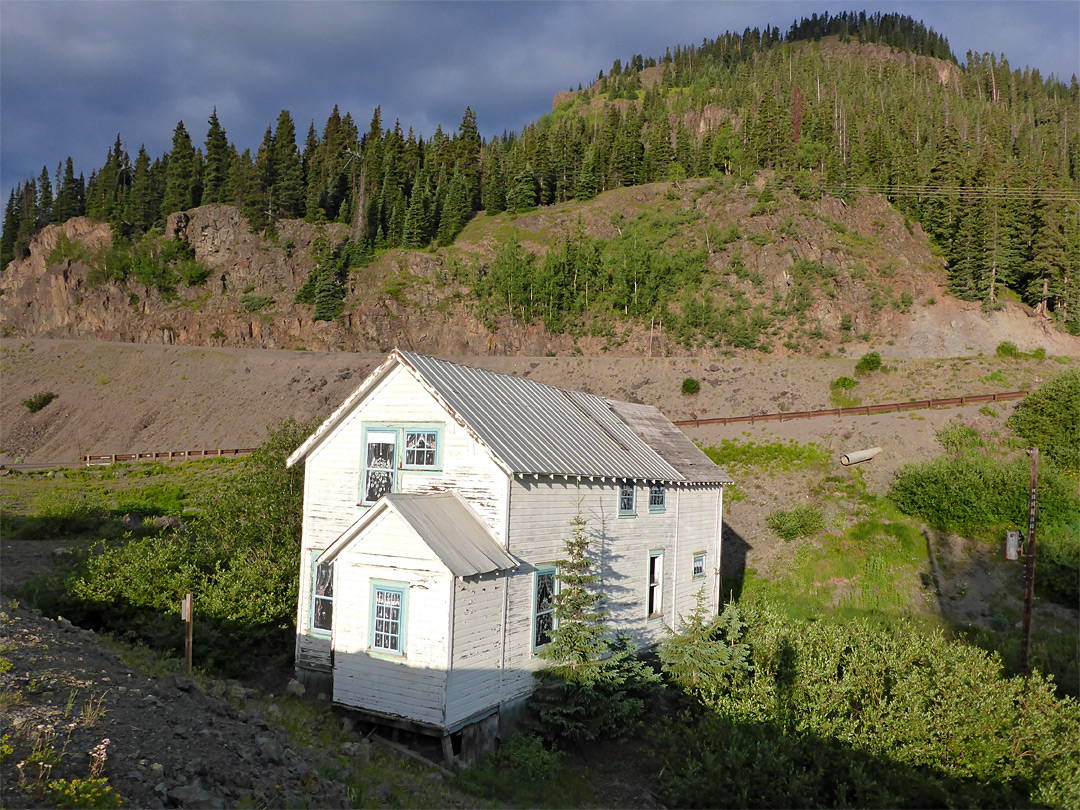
left=2, top=1, right=1077, bottom=205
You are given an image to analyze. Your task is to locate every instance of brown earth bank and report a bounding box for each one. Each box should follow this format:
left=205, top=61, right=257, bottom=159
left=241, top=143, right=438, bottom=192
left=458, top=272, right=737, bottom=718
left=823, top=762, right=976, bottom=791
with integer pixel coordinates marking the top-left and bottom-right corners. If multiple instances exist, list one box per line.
left=3, top=338, right=1076, bottom=466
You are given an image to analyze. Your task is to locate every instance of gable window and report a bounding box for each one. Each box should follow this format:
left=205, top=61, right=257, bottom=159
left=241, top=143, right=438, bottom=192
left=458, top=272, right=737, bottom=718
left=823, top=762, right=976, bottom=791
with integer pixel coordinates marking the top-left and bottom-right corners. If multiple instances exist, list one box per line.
left=692, top=552, right=706, bottom=581
left=533, top=564, right=557, bottom=650
left=311, top=554, right=334, bottom=635
left=363, top=429, right=397, bottom=504
left=360, top=424, right=444, bottom=504
left=647, top=551, right=664, bottom=618
left=370, top=580, right=408, bottom=655
left=403, top=429, right=439, bottom=469
left=649, top=483, right=666, bottom=512
left=619, top=480, right=636, bottom=516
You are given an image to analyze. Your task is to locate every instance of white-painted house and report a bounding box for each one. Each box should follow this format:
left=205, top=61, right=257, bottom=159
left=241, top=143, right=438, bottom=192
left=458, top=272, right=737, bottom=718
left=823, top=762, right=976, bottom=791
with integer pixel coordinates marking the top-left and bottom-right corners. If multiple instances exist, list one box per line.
left=286, top=350, right=731, bottom=752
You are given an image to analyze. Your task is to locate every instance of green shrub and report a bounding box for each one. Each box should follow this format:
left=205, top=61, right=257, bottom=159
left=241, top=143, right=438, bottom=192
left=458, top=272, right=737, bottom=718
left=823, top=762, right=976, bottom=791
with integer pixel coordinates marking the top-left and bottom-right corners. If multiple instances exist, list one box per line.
left=661, top=605, right=1080, bottom=809
left=33, top=419, right=317, bottom=677
left=681, top=377, right=701, bottom=395
left=766, top=505, right=825, bottom=541
left=935, top=418, right=986, bottom=454
left=1008, top=370, right=1080, bottom=472
left=455, top=734, right=583, bottom=808
left=831, top=376, right=857, bottom=391
left=996, top=341, right=1021, bottom=358
left=854, top=351, right=882, bottom=375
left=240, top=294, right=274, bottom=312
left=22, top=391, right=58, bottom=412
left=890, top=454, right=1079, bottom=604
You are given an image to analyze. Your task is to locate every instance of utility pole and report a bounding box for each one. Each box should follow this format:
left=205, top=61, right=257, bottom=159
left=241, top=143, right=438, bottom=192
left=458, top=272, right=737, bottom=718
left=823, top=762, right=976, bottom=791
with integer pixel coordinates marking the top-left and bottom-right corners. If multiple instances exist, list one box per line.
left=1020, top=448, right=1038, bottom=677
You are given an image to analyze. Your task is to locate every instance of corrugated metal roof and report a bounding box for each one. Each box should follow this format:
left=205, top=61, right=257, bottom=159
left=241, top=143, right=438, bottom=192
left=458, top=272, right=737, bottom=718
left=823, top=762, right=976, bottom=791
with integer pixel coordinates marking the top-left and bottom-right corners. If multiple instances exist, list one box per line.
left=399, top=351, right=729, bottom=483
left=608, top=401, right=734, bottom=483
left=383, top=492, right=517, bottom=577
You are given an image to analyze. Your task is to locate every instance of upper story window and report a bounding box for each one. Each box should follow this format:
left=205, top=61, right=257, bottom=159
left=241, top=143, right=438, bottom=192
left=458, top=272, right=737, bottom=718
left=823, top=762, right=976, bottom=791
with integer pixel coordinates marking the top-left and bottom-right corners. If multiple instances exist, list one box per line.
left=649, top=483, right=666, bottom=512
left=360, top=424, right=443, bottom=504
left=403, top=429, right=439, bottom=469
left=618, top=480, right=635, bottom=516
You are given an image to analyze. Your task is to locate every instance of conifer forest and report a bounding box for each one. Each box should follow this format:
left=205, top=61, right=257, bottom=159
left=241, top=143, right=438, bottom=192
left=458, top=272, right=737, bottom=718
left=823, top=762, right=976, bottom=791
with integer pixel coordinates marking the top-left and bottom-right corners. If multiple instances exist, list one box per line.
left=3, top=12, right=1079, bottom=331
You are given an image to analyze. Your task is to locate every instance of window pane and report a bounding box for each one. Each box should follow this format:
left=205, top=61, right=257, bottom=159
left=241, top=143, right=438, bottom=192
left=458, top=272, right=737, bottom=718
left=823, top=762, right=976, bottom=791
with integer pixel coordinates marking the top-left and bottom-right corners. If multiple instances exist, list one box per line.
left=693, top=554, right=705, bottom=579
left=313, top=560, right=333, bottom=632
left=535, top=611, right=554, bottom=647
left=367, top=436, right=395, bottom=468
left=374, top=589, right=402, bottom=652
left=405, top=431, right=438, bottom=467
left=649, top=484, right=665, bottom=508
left=365, top=469, right=392, bottom=503
left=535, top=572, right=555, bottom=612
left=620, top=482, right=634, bottom=513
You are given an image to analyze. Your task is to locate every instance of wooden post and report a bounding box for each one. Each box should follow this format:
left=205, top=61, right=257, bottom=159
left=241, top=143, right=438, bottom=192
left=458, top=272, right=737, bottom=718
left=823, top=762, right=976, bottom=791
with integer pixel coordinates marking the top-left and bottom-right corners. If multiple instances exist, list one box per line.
left=181, top=593, right=194, bottom=675
left=1020, top=449, right=1038, bottom=677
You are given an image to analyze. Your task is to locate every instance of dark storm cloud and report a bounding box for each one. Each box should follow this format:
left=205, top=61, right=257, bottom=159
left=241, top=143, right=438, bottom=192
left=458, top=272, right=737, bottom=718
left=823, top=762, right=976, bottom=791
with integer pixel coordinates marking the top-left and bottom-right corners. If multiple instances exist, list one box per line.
left=2, top=1, right=1076, bottom=205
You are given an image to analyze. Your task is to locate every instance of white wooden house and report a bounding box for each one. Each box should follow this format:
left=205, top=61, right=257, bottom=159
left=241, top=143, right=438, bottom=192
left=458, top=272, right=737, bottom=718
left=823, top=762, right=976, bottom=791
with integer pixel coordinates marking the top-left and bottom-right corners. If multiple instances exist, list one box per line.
left=286, top=350, right=731, bottom=756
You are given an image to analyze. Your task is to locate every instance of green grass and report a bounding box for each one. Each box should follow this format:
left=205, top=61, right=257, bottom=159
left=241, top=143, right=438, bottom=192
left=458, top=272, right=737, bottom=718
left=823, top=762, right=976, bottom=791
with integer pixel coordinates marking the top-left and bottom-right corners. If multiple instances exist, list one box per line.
left=703, top=439, right=829, bottom=475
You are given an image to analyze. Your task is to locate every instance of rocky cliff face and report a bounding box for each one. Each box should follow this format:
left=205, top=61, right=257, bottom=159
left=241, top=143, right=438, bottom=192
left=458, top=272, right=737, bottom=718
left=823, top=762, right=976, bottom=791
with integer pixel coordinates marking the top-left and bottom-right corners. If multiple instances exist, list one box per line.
left=0, top=206, right=512, bottom=354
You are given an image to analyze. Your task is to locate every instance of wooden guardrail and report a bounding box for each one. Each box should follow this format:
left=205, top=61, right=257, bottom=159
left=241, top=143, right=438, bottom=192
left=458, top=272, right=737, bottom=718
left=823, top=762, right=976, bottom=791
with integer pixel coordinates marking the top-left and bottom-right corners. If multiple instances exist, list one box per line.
left=674, top=390, right=1028, bottom=428
left=80, top=448, right=257, bottom=465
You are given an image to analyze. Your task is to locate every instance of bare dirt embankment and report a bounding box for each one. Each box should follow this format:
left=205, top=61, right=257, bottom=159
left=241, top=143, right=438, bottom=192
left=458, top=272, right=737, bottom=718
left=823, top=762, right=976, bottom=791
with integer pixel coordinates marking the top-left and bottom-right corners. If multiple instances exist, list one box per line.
left=2, top=337, right=1074, bottom=469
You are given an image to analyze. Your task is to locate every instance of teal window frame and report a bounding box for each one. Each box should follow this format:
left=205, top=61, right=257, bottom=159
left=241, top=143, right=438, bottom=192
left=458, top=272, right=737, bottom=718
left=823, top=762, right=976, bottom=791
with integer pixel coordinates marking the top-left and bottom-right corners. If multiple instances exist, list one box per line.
left=692, top=551, right=706, bottom=581
left=309, top=550, right=333, bottom=637
left=369, top=579, right=409, bottom=656
left=532, top=564, right=557, bottom=653
left=648, top=483, right=666, bottom=512
left=402, top=426, right=444, bottom=471
left=359, top=422, right=444, bottom=505
left=618, top=480, right=636, bottom=517
left=647, top=550, right=664, bottom=619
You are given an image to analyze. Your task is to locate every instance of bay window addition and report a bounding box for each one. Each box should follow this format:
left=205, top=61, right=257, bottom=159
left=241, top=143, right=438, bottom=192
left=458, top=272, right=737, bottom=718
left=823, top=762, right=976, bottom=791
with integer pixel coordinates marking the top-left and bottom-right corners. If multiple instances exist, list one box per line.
left=311, top=554, right=334, bottom=635
left=370, top=580, right=408, bottom=655
left=533, top=564, right=557, bottom=650
left=647, top=550, right=664, bottom=618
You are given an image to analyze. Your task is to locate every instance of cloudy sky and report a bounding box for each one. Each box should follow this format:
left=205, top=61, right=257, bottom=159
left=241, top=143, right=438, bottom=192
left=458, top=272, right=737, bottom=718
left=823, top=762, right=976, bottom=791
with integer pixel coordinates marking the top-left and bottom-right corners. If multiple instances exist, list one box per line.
left=2, top=1, right=1077, bottom=205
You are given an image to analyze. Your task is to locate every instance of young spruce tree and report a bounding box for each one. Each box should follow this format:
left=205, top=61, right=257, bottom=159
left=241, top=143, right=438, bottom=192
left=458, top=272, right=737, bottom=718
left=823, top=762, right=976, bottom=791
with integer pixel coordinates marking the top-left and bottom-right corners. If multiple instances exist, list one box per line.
left=529, top=511, right=659, bottom=746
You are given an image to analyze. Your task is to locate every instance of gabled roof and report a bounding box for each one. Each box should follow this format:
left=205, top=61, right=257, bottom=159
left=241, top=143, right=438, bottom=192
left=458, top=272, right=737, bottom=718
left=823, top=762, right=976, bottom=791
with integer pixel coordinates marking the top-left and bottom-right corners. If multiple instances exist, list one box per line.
left=318, top=492, right=518, bottom=577
left=288, top=349, right=731, bottom=485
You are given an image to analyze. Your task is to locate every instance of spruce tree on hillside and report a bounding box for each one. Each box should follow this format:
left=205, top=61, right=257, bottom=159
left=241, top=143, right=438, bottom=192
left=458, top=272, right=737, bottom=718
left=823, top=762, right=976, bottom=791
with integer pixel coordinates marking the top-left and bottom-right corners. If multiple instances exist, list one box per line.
left=271, top=110, right=304, bottom=218
left=203, top=108, right=231, bottom=205
left=1, top=187, right=19, bottom=269
left=506, top=162, right=538, bottom=213
left=161, top=121, right=198, bottom=217
left=436, top=171, right=468, bottom=245
left=36, top=166, right=53, bottom=230
left=124, top=146, right=155, bottom=233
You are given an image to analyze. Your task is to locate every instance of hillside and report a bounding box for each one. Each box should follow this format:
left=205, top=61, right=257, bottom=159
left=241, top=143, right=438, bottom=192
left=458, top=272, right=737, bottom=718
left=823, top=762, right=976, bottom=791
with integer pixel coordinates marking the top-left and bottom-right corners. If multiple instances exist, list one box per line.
left=3, top=179, right=1077, bottom=359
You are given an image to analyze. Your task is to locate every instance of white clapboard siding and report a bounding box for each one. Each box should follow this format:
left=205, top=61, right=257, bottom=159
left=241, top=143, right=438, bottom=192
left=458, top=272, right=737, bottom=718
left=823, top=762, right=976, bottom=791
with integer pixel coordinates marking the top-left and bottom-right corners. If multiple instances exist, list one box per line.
left=673, top=487, right=723, bottom=619
left=501, top=477, right=721, bottom=702
left=330, top=509, right=453, bottom=727
left=445, top=571, right=507, bottom=729
left=295, top=364, right=510, bottom=679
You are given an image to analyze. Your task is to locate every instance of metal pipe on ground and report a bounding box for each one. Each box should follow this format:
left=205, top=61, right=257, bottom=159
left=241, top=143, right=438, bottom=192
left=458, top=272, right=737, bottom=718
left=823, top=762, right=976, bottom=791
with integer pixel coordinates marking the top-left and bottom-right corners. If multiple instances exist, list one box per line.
left=840, top=447, right=882, bottom=466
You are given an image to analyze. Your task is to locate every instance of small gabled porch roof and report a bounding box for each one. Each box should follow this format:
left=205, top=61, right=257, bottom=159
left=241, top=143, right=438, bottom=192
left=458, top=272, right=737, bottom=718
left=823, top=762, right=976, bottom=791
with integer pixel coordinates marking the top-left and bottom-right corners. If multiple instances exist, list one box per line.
left=317, top=491, right=518, bottom=577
